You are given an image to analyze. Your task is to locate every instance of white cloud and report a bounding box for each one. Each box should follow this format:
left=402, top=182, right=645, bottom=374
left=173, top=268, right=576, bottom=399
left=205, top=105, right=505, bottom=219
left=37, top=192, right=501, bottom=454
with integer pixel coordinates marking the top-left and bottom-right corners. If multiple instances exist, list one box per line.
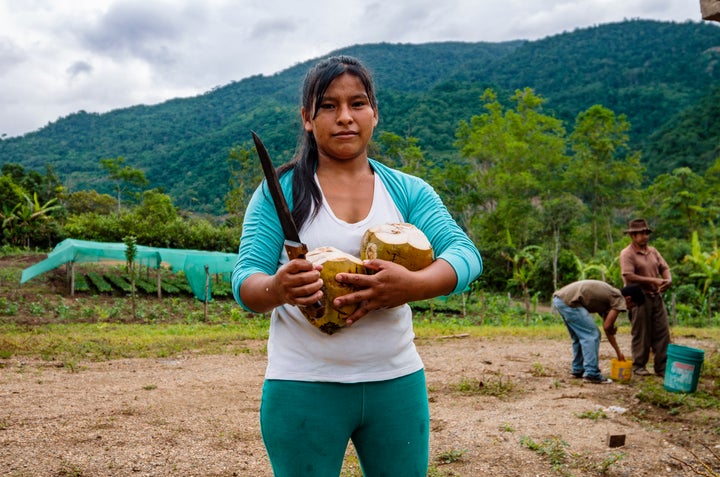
left=0, top=0, right=706, bottom=138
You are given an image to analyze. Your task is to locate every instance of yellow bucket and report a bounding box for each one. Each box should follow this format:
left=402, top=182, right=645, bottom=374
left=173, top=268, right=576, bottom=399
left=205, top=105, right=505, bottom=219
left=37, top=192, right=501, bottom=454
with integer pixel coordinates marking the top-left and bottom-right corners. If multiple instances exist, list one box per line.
left=610, top=359, right=633, bottom=383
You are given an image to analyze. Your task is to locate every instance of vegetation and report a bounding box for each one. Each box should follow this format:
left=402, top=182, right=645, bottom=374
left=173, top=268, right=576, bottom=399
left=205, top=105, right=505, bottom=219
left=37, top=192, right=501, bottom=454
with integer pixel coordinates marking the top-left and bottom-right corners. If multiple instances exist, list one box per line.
left=0, top=23, right=719, bottom=313
left=520, top=436, right=570, bottom=471
left=0, top=19, right=719, bottom=403
left=1, top=20, right=719, bottom=213
left=1, top=251, right=719, bottom=476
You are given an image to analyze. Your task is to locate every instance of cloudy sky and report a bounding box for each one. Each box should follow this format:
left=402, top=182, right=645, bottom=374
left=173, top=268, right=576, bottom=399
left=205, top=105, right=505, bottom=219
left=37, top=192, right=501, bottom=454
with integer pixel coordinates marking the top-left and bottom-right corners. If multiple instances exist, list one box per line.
left=0, top=0, right=707, bottom=138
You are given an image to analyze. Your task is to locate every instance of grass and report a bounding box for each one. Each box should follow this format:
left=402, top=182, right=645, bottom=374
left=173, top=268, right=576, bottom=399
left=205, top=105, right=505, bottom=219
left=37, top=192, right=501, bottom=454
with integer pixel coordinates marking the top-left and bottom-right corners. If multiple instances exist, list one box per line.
left=520, top=435, right=569, bottom=471
left=0, top=321, right=270, bottom=362
left=2, top=253, right=719, bottom=418
left=450, top=372, right=521, bottom=399
left=0, top=318, right=571, bottom=363
left=575, top=409, right=608, bottom=420
left=435, top=449, right=468, bottom=464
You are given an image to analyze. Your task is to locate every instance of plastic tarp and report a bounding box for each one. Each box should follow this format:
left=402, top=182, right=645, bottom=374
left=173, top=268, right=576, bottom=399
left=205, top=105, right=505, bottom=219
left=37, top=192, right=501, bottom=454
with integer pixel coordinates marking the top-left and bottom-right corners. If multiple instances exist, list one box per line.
left=20, top=238, right=238, bottom=301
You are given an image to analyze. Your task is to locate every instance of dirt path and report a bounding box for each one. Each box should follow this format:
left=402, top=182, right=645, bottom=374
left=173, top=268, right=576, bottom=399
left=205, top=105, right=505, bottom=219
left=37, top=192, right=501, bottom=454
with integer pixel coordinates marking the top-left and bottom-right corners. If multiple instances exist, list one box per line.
left=0, top=334, right=717, bottom=476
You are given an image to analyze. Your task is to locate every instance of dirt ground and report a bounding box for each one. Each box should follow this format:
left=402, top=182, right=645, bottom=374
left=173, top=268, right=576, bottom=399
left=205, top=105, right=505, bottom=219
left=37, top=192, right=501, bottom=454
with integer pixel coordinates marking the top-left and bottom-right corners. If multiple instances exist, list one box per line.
left=1, top=332, right=719, bottom=477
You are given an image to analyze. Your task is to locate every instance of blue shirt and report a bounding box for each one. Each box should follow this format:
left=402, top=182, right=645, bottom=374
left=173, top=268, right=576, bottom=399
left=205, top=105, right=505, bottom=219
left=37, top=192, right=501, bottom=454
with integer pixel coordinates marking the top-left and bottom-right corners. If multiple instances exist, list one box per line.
left=232, top=158, right=483, bottom=311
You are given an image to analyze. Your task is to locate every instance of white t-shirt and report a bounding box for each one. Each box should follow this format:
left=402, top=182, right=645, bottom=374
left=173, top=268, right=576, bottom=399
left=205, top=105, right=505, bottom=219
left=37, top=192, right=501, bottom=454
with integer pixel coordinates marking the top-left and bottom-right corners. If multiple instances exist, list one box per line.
left=264, top=173, right=424, bottom=383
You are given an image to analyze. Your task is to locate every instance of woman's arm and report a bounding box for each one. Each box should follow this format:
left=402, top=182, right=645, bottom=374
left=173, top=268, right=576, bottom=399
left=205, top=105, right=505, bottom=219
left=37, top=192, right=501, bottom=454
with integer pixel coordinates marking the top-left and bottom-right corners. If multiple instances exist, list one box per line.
left=371, top=160, right=483, bottom=293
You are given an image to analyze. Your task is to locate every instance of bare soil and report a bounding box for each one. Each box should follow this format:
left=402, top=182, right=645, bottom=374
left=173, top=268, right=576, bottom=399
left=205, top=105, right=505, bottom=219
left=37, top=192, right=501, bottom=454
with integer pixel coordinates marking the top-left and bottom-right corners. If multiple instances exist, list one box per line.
left=1, top=253, right=719, bottom=476
left=1, top=334, right=719, bottom=477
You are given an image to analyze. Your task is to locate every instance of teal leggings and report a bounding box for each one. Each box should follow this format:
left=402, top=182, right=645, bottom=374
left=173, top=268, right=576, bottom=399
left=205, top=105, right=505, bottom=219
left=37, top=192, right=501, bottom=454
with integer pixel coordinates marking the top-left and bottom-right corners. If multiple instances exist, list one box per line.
left=260, top=369, right=429, bottom=477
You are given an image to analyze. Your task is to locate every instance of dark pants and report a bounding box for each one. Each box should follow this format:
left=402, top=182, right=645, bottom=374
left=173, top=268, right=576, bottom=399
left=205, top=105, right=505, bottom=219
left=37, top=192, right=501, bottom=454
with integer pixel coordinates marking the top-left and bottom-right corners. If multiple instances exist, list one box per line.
left=629, top=293, right=671, bottom=375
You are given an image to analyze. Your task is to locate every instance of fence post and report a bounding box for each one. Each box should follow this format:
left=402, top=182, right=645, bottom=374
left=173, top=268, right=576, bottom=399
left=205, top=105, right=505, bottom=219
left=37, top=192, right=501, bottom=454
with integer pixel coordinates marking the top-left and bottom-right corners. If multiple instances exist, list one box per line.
left=671, top=293, right=677, bottom=326
left=68, top=261, right=75, bottom=296
left=204, top=265, right=210, bottom=321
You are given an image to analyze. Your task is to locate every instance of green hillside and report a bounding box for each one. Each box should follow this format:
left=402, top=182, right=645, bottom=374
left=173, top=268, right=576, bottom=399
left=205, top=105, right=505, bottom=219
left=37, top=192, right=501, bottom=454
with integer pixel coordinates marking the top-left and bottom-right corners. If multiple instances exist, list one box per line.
left=1, top=19, right=719, bottom=213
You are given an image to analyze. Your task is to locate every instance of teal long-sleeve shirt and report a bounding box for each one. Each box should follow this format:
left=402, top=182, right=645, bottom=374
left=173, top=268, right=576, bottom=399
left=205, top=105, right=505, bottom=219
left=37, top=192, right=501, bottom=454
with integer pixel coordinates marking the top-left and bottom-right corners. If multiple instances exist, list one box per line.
left=232, top=159, right=483, bottom=312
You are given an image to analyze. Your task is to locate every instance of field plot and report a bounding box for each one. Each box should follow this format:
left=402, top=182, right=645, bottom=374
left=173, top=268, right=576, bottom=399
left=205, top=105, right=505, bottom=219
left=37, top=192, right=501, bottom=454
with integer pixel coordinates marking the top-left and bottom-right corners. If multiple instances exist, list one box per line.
left=1, top=253, right=718, bottom=476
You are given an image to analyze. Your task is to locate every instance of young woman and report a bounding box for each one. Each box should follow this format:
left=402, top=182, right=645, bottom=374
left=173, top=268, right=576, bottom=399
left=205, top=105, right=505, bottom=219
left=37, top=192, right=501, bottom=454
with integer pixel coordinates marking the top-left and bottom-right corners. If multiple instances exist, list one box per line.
left=232, top=55, right=482, bottom=477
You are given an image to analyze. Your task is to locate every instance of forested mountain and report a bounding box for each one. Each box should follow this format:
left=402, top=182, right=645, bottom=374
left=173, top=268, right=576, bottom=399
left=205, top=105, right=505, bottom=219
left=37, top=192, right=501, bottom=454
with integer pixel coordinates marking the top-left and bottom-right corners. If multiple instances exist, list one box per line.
left=1, top=19, right=719, bottom=214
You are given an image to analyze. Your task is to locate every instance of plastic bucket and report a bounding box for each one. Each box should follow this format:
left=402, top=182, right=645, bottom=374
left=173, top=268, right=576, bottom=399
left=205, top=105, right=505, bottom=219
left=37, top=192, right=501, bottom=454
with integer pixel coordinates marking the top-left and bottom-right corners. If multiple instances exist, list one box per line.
left=663, top=344, right=705, bottom=393
left=610, top=359, right=633, bottom=383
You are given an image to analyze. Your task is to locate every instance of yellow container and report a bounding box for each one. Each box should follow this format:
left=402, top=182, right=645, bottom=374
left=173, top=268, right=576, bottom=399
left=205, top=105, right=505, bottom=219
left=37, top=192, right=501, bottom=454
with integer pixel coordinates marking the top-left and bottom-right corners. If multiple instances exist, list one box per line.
left=610, top=359, right=633, bottom=383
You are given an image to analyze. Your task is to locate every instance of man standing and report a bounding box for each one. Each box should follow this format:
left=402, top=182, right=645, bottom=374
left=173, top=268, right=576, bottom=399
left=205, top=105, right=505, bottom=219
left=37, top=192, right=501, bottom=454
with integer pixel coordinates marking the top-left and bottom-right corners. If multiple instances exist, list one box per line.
left=553, top=280, right=644, bottom=384
left=619, top=219, right=673, bottom=377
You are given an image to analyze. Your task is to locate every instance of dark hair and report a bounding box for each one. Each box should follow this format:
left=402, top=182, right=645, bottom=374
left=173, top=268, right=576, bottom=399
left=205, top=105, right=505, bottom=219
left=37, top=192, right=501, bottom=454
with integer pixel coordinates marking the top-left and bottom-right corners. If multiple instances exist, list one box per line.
left=277, top=55, right=378, bottom=232
left=621, top=284, right=645, bottom=305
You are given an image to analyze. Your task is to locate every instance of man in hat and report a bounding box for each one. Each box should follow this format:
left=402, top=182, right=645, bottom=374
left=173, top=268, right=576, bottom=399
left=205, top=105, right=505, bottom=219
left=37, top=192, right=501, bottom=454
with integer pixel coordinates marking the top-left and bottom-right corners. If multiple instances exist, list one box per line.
left=619, top=219, right=672, bottom=377
left=553, top=280, right=645, bottom=384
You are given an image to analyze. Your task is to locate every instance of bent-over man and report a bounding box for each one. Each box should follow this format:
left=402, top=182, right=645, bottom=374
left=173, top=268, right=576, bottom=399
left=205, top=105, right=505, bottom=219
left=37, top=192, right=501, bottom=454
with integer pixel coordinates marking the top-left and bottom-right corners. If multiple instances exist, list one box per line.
left=553, top=280, right=644, bottom=384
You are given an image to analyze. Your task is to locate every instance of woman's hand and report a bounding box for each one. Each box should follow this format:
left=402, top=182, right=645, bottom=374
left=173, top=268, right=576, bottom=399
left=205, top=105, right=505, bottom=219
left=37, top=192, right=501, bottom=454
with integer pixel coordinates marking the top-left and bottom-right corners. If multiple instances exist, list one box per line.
left=270, top=259, right=324, bottom=307
left=241, top=259, right=323, bottom=313
left=333, top=258, right=457, bottom=326
left=333, top=259, right=415, bottom=325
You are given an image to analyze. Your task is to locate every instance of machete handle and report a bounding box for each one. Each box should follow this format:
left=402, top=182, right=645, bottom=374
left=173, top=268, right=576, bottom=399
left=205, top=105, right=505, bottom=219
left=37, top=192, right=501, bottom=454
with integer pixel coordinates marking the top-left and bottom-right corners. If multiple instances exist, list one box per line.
left=284, top=240, right=325, bottom=318
left=284, top=240, right=308, bottom=261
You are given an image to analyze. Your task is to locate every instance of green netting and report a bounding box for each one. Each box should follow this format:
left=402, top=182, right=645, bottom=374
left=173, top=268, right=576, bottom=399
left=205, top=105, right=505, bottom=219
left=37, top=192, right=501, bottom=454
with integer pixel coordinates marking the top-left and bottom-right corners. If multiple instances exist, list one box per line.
left=20, top=239, right=238, bottom=301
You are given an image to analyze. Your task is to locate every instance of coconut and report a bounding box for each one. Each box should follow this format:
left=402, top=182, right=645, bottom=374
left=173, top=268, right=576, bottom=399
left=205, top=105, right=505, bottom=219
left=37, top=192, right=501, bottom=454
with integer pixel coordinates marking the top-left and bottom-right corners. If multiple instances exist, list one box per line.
left=360, top=223, right=434, bottom=271
left=301, top=246, right=366, bottom=335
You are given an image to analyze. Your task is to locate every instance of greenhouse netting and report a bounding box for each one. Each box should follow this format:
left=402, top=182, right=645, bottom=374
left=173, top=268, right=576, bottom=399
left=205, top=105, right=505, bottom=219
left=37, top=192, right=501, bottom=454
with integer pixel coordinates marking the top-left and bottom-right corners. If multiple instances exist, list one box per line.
left=20, top=239, right=238, bottom=301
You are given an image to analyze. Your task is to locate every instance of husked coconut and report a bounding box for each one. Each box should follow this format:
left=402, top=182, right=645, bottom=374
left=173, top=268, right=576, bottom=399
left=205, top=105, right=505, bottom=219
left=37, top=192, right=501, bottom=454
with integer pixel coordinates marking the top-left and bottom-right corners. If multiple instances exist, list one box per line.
left=301, top=246, right=366, bottom=335
left=360, top=223, right=433, bottom=271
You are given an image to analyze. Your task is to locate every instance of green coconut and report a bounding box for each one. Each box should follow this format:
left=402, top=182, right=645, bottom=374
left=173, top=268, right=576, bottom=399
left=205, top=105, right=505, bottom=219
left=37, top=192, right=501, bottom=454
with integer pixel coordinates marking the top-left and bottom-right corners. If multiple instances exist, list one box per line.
left=302, top=246, right=366, bottom=335
left=360, top=223, right=434, bottom=271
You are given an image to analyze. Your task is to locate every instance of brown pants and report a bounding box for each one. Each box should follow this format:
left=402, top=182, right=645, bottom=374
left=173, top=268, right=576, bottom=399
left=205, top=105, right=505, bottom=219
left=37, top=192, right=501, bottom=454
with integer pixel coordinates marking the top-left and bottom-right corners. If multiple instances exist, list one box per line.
left=629, top=293, right=671, bottom=375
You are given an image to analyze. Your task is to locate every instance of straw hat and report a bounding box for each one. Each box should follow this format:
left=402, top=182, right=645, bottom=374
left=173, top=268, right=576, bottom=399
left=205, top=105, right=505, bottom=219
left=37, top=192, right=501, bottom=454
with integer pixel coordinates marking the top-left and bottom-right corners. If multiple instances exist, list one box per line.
left=624, top=218, right=653, bottom=234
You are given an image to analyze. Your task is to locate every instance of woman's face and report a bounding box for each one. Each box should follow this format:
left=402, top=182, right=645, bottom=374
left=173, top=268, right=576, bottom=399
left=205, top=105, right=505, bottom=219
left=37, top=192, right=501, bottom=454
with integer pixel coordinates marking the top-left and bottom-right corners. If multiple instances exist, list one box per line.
left=302, top=72, right=378, bottom=163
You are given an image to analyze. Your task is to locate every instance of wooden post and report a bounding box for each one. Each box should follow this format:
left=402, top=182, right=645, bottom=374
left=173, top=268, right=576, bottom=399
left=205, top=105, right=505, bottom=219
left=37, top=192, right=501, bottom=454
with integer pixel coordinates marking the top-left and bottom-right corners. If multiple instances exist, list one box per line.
left=204, top=265, right=210, bottom=321
left=671, top=293, right=677, bottom=326
left=69, top=261, right=75, bottom=296
left=157, top=266, right=162, bottom=299
left=708, top=289, right=713, bottom=326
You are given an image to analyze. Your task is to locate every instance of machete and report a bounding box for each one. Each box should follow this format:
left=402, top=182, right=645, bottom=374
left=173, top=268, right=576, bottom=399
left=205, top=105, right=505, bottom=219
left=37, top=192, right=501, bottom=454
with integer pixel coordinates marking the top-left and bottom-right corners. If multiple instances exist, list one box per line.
left=251, top=131, right=324, bottom=317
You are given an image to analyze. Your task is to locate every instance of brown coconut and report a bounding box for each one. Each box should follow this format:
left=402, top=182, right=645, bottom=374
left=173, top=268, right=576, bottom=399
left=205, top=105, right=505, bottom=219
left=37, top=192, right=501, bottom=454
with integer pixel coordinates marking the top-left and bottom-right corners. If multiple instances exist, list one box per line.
left=301, top=246, right=366, bottom=335
left=360, top=223, right=434, bottom=271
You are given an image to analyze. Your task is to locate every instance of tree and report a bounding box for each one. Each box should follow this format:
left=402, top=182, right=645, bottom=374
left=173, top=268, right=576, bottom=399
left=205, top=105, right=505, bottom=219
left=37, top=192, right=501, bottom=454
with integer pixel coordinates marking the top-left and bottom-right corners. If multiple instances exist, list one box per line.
left=375, top=131, right=430, bottom=178
left=100, top=157, right=149, bottom=213
left=63, top=190, right=116, bottom=215
left=683, top=229, right=720, bottom=323
left=502, top=244, right=542, bottom=323
left=539, top=194, right=586, bottom=292
left=224, top=145, right=264, bottom=228
left=124, top=190, right=180, bottom=248
left=701, top=157, right=720, bottom=229
left=0, top=175, right=26, bottom=243
left=124, top=235, right=138, bottom=320
left=641, top=167, right=708, bottom=240
left=566, top=105, right=643, bottom=255
left=2, top=192, right=62, bottom=248
left=455, top=88, right=569, bottom=250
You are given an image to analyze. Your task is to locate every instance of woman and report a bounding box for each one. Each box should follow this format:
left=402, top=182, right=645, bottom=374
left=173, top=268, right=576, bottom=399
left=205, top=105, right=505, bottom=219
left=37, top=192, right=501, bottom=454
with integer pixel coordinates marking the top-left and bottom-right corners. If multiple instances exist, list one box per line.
left=232, top=55, right=482, bottom=477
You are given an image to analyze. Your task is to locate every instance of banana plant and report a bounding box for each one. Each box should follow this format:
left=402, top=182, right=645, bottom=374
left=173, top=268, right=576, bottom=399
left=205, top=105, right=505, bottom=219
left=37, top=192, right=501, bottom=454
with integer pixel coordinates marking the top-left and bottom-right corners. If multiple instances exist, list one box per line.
left=2, top=192, right=61, bottom=248
left=684, top=230, right=720, bottom=297
left=502, top=244, right=541, bottom=323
